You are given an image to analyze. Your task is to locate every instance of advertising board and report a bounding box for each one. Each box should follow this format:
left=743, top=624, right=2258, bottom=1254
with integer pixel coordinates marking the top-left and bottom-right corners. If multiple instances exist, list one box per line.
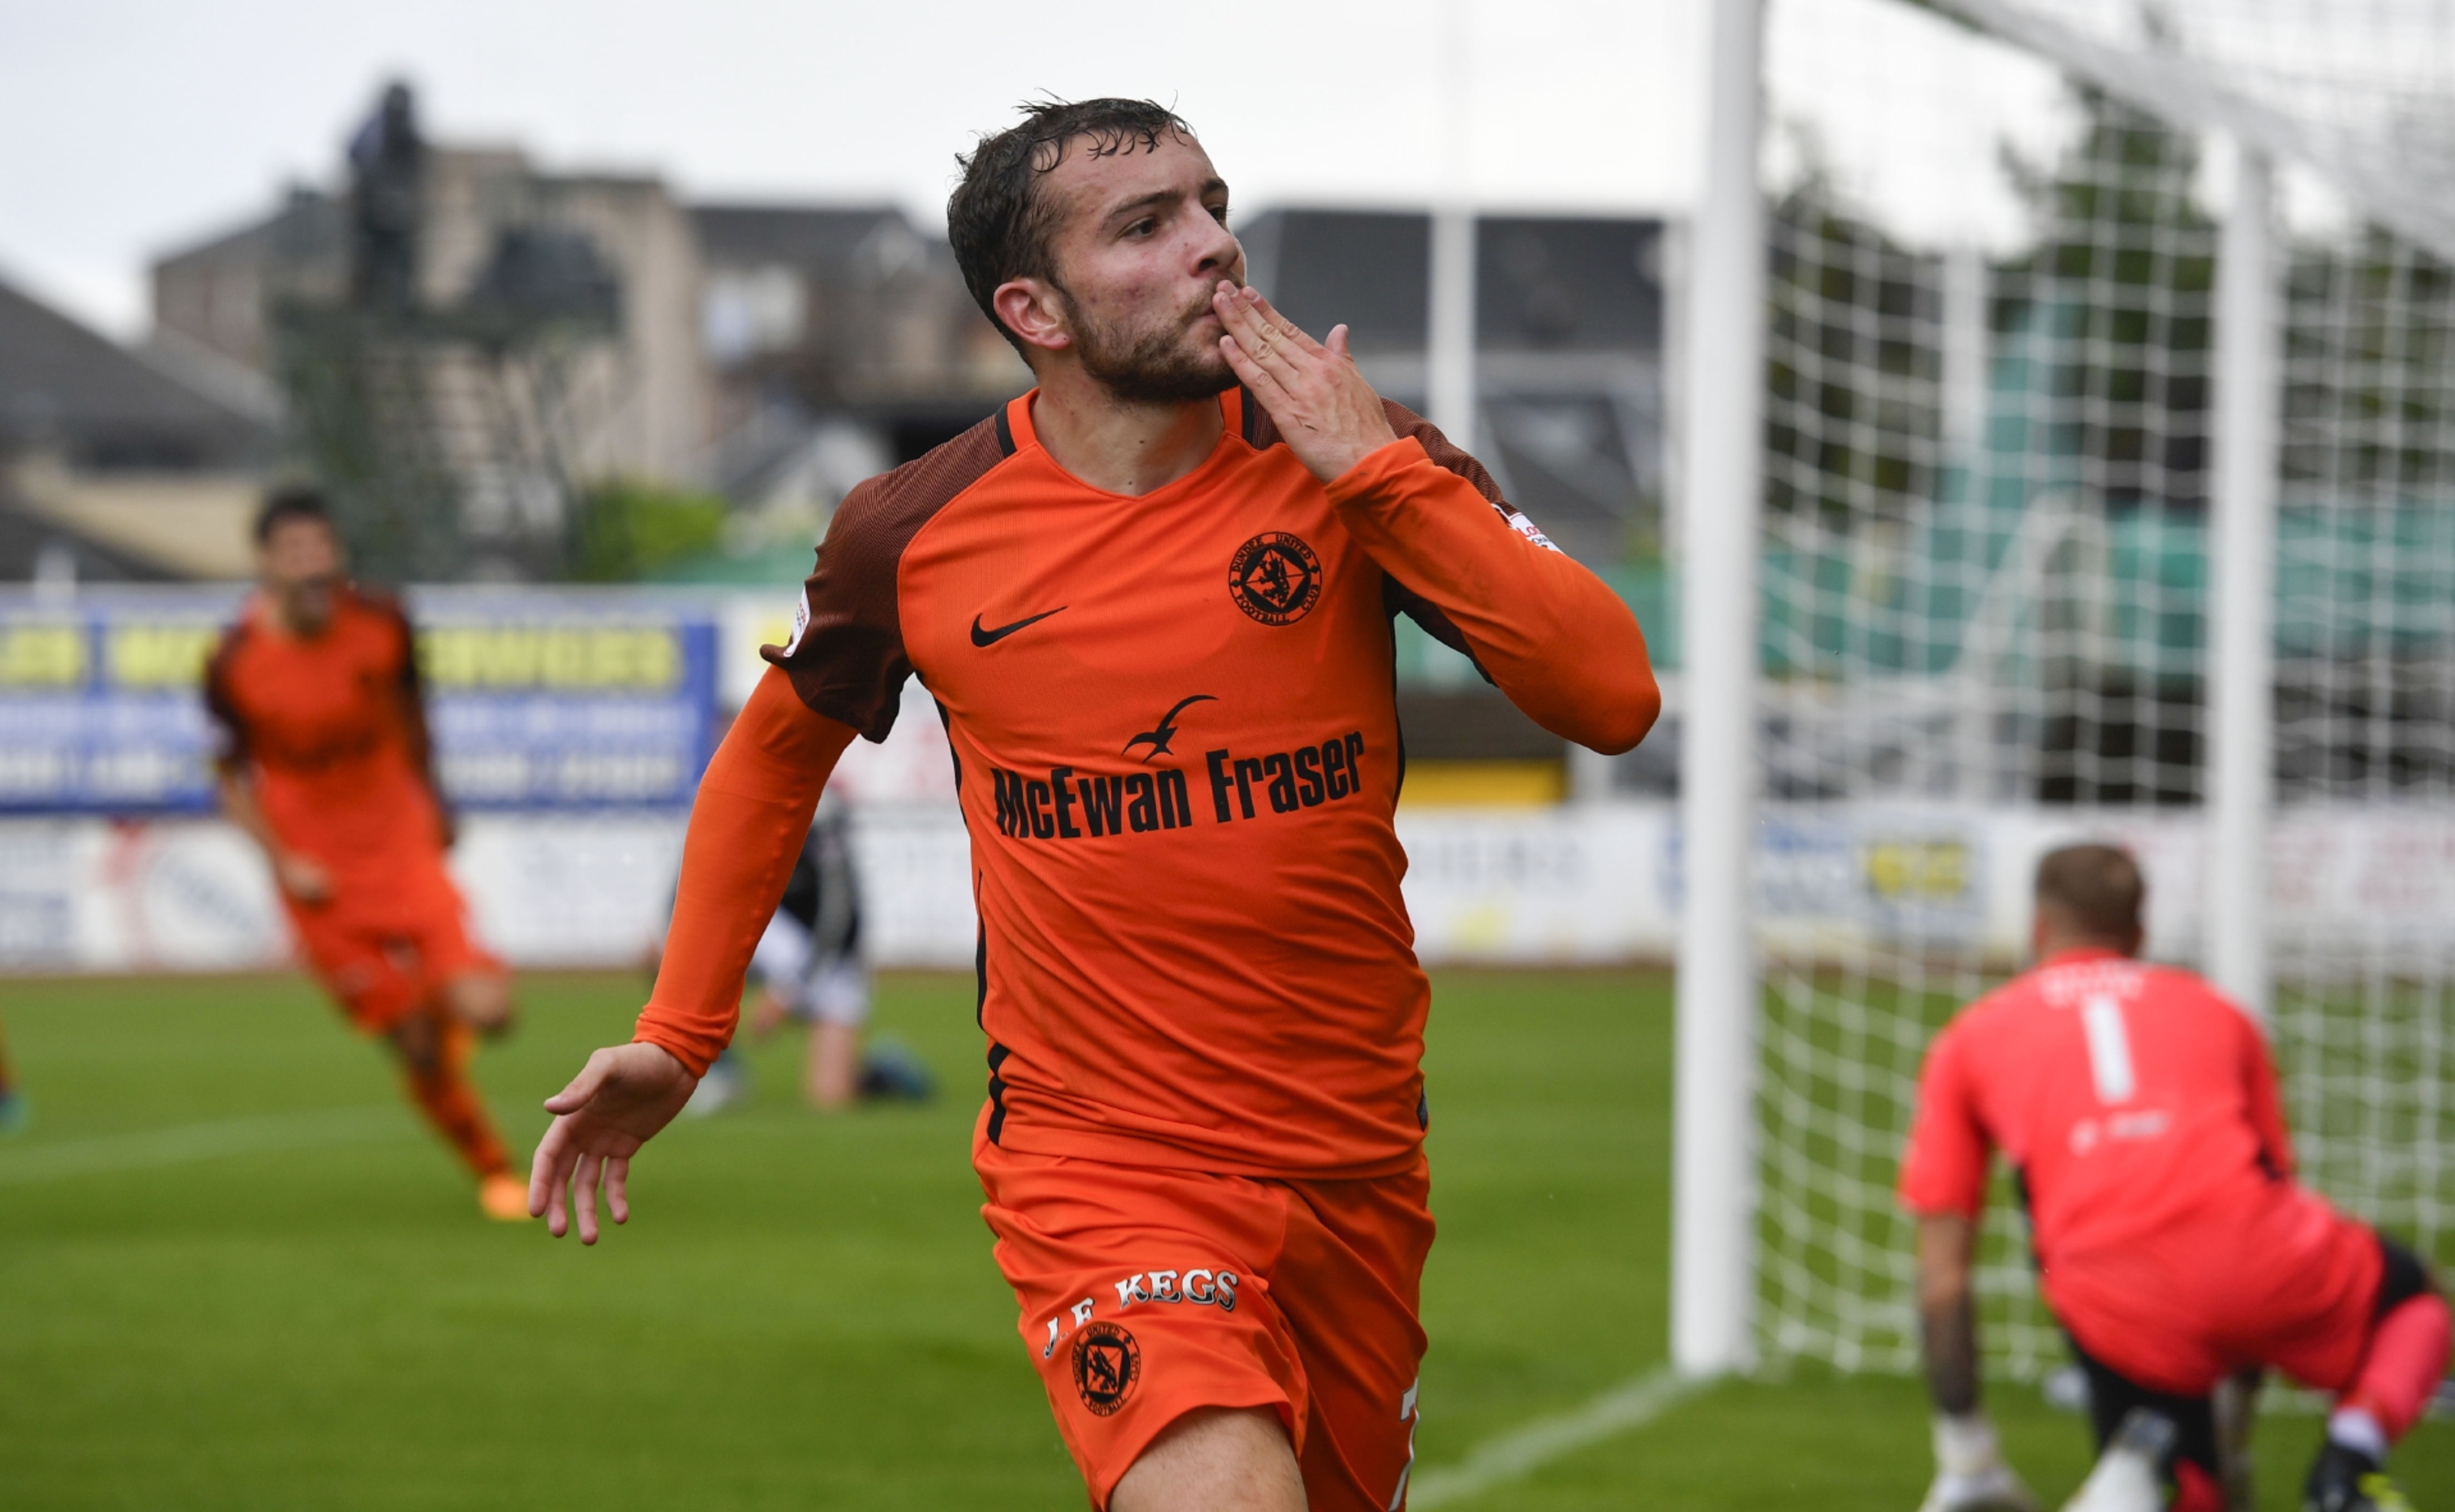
left=0, top=588, right=720, bottom=815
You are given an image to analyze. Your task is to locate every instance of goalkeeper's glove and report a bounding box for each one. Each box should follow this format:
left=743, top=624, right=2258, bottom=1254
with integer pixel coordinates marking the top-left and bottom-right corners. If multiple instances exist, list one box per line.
left=1918, top=1412, right=2041, bottom=1512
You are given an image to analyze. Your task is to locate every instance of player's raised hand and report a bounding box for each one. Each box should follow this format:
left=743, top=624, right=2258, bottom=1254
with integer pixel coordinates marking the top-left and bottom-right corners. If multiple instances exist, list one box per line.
left=1213, top=282, right=1399, bottom=484
left=528, top=1041, right=696, bottom=1243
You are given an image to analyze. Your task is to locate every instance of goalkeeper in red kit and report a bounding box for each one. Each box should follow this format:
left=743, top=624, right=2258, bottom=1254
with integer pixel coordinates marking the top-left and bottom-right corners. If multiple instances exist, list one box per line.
left=526, top=97, right=1659, bottom=1510
left=1901, top=845, right=2448, bottom=1512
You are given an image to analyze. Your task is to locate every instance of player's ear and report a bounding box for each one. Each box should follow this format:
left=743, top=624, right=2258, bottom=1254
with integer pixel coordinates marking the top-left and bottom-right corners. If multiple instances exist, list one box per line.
left=993, top=278, right=1073, bottom=358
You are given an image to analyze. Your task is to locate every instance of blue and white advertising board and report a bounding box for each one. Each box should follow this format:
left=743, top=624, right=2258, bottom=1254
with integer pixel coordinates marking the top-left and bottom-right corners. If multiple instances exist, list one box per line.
left=0, top=588, right=720, bottom=815
left=414, top=591, right=721, bottom=810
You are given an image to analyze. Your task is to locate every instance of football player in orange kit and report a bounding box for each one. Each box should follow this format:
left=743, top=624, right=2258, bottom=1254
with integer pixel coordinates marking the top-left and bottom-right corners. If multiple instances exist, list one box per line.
left=1902, top=845, right=2448, bottom=1512
left=528, top=99, right=1659, bottom=1510
left=207, top=489, right=526, bottom=1220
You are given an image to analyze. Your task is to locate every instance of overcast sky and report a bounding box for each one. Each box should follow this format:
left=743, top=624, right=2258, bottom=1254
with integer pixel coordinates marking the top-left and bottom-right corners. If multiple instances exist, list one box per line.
left=0, top=0, right=1712, bottom=338
left=2, top=0, right=2417, bottom=342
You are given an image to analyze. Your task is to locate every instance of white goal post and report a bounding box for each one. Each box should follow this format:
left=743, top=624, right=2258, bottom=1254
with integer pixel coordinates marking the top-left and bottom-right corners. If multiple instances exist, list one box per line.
left=1672, top=0, right=1771, bottom=1378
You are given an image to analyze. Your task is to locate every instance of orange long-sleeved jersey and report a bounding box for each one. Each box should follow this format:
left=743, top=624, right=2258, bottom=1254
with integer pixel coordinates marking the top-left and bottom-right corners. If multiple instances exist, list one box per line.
left=203, top=587, right=447, bottom=889
left=638, top=388, right=1657, bottom=1175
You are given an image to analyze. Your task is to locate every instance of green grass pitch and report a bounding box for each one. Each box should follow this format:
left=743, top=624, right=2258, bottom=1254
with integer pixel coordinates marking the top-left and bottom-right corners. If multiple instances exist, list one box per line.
left=0, top=968, right=2444, bottom=1508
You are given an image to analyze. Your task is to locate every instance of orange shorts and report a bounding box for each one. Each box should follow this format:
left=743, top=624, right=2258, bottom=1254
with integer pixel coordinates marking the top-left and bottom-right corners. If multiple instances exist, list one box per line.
left=285, top=855, right=498, bottom=1033
left=976, top=1126, right=1434, bottom=1512
left=2049, top=1184, right=2387, bottom=1396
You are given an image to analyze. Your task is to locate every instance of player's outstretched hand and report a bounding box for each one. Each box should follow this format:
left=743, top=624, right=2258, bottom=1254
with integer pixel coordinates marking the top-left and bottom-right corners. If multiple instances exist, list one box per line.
left=1213, top=282, right=1398, bottom=484
left=528, top=1042, right=697, bottom=1244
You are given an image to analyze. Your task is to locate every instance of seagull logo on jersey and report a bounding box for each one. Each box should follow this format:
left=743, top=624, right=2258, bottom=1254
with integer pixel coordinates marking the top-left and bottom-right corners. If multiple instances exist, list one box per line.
left=1228, top=532, right=1323, bottom=625
left=1071, top=1322, right=1141, bottom=1416
left=1123, top=694, right=1216, bottom=762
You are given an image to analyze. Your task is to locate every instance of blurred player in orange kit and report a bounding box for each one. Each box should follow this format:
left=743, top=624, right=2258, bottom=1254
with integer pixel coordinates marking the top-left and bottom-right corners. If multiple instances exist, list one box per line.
left=206, top=488, right=526, bottom=1220
left=1902, top=845, right=2449, bottom=1512
left=528, top=98, right=1659, bottom=1511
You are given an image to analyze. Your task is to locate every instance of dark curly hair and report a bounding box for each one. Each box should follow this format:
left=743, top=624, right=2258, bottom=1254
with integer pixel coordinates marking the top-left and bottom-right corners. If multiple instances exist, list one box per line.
left=947, top=97, right=1197, bottom=356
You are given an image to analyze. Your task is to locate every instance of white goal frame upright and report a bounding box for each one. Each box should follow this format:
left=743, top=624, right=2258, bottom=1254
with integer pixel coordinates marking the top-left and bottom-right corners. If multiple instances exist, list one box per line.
left=1672, top=0, right=1771, bottom=1377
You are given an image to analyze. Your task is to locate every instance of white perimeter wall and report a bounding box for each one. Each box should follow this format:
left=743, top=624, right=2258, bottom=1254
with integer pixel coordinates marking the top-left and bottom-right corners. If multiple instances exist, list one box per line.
left=4, top=802, right=2448, bottom=977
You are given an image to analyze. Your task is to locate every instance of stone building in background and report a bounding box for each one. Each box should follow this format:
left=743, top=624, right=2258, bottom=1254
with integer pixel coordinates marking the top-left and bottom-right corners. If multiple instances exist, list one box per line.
left=1238, top=208, right=1669, bottom=568
left=686, top=203, right=1030, bottom=569
left=0, top=274, right=274, bottom=585
left=135, top=84, right=1667, bottom=711
left=147, top=84, right=1026, bottom=582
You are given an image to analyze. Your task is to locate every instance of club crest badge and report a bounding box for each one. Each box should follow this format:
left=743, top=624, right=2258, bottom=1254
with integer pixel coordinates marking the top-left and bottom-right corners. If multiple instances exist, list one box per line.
left=1228, top=532, right=1323, bottom=626
left=1070, top=1321, right=1141, bottom=1416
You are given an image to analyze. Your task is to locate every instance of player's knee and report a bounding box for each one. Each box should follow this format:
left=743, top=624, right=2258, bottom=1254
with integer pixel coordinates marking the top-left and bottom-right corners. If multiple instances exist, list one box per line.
left=1111, top=1405, right=1304, bottom=1512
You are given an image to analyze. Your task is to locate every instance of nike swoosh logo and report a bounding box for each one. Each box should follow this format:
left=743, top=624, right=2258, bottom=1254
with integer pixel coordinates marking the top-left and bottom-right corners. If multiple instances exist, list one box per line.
left=970, top=607, right=1066, bottom=647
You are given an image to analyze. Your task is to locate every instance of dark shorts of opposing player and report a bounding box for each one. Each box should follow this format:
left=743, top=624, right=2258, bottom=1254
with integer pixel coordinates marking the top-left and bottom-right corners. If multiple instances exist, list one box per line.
left=284, top=856, right=499, bottom=1033
left=2065, top=1227, right=2434, bottom=1477
left=976, top=1123, right=1434, bottom=1512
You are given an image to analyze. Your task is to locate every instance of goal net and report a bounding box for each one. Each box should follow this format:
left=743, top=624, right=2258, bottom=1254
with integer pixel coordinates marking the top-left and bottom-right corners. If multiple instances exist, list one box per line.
left=1742, top=0, right=2455, bottom=1378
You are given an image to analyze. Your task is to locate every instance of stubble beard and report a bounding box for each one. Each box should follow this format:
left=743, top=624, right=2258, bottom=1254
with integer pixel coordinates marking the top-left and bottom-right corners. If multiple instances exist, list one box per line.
left=1066, top=290, right=1236, bottom=405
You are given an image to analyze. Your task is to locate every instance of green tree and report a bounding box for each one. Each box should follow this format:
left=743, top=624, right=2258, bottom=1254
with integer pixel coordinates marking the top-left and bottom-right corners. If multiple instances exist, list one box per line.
left=566, top=480, right=729, bottom=582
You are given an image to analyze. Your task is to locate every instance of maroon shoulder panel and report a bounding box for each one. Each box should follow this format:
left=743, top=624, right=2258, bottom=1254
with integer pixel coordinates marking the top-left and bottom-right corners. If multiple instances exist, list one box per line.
left=1378, top=397, right=1510, bottom=509
left=763, top=412, right=1013, bottom=740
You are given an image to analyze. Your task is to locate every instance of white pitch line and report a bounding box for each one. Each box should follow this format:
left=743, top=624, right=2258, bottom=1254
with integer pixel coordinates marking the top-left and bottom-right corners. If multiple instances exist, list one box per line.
left=0, top=1105, right=407, bottom=1184
left=1409, top=1364, right=1708, bottom=1508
